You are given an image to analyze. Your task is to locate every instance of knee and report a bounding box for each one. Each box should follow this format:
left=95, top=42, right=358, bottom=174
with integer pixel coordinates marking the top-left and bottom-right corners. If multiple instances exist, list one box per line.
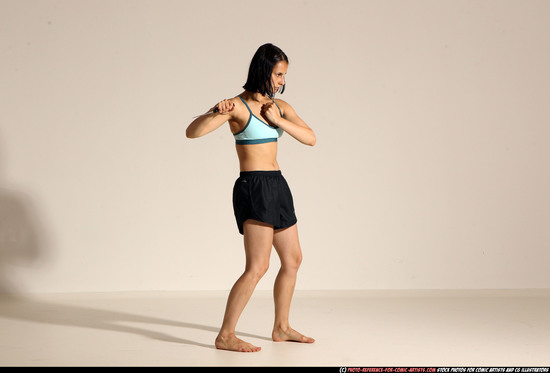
left=295, top=252, right=303, bottom=269
left=246, top=262, right=270, bottom=281
left=282, top=252, right=302, bottom=273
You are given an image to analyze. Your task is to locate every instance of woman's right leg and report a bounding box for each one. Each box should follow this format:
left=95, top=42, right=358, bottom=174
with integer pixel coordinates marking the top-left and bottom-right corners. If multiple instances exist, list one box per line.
left=215, top=219, right=274, bottom=352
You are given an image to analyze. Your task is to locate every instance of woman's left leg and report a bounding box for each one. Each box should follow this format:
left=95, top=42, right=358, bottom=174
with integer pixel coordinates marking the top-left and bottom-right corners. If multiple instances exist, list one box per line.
left=271, top=223, right=315, bottom=343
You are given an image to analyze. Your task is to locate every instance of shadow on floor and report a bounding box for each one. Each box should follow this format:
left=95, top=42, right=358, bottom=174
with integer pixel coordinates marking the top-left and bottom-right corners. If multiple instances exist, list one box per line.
left=0, top=294, right=271, bottom=349
left=0, top=133, right=270, bottom=350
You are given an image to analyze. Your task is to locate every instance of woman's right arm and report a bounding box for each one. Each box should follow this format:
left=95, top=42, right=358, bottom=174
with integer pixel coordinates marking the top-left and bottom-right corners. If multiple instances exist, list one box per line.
left=186, top=99, right=235, bottom=138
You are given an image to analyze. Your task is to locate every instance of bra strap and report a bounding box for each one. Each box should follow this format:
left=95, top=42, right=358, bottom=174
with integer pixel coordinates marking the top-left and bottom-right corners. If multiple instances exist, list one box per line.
left=239, top=95, right=282, bottom=116
left=238, top=96, right=252, bottom=114
left=270, top=97, right=283, bottom=116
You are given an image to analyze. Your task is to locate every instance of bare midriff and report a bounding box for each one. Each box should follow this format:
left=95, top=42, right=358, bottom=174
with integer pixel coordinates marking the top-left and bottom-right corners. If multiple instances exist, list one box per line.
left=236, top=142, right=280, bottom=172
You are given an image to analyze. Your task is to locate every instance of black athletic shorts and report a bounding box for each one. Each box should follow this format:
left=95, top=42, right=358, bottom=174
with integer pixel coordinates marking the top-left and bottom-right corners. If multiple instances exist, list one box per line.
left=232, top=170, right=297, bottom=235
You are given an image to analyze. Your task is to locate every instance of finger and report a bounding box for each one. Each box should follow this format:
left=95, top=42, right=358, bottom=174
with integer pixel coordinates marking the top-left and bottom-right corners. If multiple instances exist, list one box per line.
left=218, top=100, right=234, bottom=114
left=223, top=101, right=234, bottom=113
left=217, top=100, right=228, bottom=113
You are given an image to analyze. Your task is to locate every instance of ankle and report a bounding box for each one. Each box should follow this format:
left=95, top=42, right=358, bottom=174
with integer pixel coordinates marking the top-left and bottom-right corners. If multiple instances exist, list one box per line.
left=216, top=331, right=236, bottom=340
left=273, top=323, right=290, bottom=333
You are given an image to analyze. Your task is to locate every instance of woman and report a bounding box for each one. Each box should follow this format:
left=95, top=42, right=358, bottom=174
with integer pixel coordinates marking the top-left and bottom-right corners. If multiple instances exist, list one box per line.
left=186, top=43, right=316, bottom=352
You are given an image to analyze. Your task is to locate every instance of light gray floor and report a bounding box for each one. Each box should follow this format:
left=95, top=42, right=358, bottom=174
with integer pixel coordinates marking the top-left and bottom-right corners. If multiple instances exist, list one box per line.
left=0, top=289, right=549, bottom=366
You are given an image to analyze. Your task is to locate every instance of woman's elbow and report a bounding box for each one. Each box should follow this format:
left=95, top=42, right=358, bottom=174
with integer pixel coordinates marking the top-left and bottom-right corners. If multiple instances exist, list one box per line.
left=307, top=132, right=316, bottom=146
left=186, top=127, right=201, bottom=139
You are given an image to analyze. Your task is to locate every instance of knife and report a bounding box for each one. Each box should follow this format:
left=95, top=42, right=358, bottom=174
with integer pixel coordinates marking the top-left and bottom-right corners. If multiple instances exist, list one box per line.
left=192, top=103, right=235, bottom=119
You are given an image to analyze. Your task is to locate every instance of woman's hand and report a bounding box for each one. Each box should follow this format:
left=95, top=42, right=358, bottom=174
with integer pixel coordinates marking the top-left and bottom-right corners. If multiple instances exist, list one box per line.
left=187, top=98, right=235, bottom=138
left=262, top=99, right=316, bottom=146
left=260, top=102, right=282, bottom=127
left=215, top=99, right=235, bottom=115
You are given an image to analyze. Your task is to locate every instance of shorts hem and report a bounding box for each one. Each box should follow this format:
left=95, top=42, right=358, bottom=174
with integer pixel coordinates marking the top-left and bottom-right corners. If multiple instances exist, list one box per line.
left=237, top=217, right=298, bottom=235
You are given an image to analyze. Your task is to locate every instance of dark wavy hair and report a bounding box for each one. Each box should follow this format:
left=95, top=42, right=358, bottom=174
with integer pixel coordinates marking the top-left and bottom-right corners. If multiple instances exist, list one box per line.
left=243, top=43, right=289, bottom=98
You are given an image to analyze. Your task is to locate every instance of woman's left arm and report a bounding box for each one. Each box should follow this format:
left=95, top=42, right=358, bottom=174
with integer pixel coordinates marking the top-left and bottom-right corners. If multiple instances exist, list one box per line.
left=261, top=100, right=316, bottom=146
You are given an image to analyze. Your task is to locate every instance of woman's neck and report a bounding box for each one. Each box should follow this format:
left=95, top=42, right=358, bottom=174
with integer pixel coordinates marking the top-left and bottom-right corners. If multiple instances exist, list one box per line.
left=243, top=91, right=272, bottom=103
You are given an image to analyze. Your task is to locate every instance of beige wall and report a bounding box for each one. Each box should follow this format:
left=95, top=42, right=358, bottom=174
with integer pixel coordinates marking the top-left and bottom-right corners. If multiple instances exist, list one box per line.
left=1, top=0, right=549, bottom=293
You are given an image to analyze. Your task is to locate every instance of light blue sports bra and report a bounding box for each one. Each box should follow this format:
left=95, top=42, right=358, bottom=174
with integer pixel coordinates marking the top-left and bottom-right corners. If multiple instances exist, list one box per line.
left=233, top=96, right=284, bottom=145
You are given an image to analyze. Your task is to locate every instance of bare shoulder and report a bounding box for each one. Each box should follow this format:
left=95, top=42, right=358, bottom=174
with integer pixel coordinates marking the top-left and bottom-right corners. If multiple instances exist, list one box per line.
left=226, top=94, right=249, bottom=126
left=228, top=95, right=242, bottom=104
left=273, top=98, right=294, bottom=114
left=273, top=98, right=290, bottom=107
left=229, top=95, right=249, bottom=109
left=273, top=98, right=310, bottom=129
left=224, top=95, right=246, bottom=116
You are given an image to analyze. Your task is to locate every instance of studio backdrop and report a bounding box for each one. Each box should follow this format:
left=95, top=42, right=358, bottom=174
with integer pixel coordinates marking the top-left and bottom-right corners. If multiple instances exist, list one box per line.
left=1, top=0, right=549, bottom=293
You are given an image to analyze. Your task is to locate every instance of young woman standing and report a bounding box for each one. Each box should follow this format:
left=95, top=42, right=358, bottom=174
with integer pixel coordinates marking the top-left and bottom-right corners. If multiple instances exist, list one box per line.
left=186, top=43, right=315, bottom=352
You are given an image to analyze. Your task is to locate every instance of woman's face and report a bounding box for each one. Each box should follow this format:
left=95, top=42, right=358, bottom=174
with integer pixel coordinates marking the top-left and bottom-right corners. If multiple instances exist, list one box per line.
left=271, top=61, right=288, bottom=94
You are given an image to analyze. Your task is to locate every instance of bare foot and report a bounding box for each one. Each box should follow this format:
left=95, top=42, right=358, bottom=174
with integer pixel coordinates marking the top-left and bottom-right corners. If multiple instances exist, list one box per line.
left=215, top=333, right=261, bottom=352
left=272, top=326, right=315, bottom=343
